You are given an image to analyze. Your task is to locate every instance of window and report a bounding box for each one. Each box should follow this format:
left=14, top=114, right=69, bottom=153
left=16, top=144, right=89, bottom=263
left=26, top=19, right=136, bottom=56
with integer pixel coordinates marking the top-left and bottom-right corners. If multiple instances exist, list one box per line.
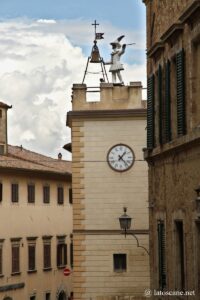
left=27, top=238, right=37, bottom=272
left=69, top=188, right=73, bottom=204
left=11, top=183, right=18, bottom=203
left=174, top=221, right=185, bottom=290
left=176, top=49, right=186, bottom=136
left=164, top=60, right=172, bottom=142
left=43, top=238, right=51, bottom=270
left=43, top=185, right=50, bottom=203
left=45, top=292, right=51, bottom=300
left=57, top=186, right=64, bottom=205
left=28, top=184, right=35, bottom=203
left=0, top=145, right=4, bottom=155
left=157, top=220, right=166, bottom=290
left=11, top=239, right=21, bottom=274
left=192, top=41, right=200, bottom=128
left=70, top=241, right=73, bottom=268
left=0, top=246, right=2, bottom=275
left=196, top=222, right=200, bottom=292
left=0, top=182, right=2, bottom=202
left=147, top=74, right=155, bottom=149
left=113, top=254, right=127, bottom=272
left=57, top=237, right=67, bottom=268
left=0, top=109, right=2, bottom=118
left=30, top=296, right=36, bottom=300
left=0, top=240, right=4, bottom=275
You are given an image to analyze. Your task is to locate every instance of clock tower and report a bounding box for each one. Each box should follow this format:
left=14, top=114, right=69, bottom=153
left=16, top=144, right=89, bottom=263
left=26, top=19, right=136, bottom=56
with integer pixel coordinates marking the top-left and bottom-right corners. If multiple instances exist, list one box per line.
left=67, top=82, right=149, bottom=300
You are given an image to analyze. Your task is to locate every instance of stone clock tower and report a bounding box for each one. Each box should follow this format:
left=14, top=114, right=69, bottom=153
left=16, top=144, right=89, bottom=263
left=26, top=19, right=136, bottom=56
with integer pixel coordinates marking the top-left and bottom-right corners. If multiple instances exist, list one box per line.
left=67, top=82, right=149, bottom=300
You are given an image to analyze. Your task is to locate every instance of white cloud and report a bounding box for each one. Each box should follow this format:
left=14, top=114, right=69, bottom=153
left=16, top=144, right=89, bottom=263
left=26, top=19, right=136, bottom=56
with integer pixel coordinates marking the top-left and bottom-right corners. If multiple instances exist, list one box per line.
left=37, top=19, right=57, bottom=24
left=0, top=18, right=146, bottom=160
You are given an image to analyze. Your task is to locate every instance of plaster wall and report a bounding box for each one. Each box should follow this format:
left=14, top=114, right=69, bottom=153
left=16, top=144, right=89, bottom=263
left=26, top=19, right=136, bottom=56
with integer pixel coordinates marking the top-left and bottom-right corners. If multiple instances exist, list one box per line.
left=0, top=173, right=73, bottom=300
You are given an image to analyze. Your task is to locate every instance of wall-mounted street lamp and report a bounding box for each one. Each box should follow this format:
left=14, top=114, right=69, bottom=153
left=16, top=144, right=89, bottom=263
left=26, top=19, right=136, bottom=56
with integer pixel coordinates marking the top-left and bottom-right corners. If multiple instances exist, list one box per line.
left=119, top=207, right=149, bottom=255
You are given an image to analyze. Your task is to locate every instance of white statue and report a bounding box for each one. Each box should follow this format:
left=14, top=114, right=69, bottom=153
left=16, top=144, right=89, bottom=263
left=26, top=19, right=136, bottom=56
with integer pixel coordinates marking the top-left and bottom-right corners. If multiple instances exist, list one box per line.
left=105, top=35, right=126, bottom=84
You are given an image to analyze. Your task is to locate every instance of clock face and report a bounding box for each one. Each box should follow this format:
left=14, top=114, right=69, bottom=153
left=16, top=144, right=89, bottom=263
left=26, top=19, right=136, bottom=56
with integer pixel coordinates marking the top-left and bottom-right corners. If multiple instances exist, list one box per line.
left=107, top=144, right=135, bottom=172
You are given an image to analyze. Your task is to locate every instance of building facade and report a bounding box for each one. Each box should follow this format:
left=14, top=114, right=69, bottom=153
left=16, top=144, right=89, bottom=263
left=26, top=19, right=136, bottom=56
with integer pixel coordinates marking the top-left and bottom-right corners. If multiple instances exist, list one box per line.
left=0, top=102, right=73, bottom=300
left=67, top=82, right=149, bottom=300
left=143, top=0, right=200, bottom=298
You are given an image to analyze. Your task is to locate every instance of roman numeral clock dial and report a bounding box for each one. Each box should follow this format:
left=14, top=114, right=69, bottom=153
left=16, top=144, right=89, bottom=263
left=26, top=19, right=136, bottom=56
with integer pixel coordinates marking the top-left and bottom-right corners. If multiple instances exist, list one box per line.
left=107, top=144, right=135, bottom=172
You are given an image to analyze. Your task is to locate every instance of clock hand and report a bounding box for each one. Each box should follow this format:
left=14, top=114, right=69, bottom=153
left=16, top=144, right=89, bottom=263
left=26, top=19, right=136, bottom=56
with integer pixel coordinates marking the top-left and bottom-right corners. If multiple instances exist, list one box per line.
left=118, top=155, right=122, bottom=161
left=121, top=151, right=126, bottom=158
left=121, top=157, right=129, bottom=167
left=118, top=151, right=126, bottom=161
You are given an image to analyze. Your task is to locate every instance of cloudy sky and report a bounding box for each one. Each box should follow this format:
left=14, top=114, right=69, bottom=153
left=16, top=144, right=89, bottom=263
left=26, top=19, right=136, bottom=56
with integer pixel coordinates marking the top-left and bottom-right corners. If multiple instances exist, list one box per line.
left=0, top=0, right=146, bottom=160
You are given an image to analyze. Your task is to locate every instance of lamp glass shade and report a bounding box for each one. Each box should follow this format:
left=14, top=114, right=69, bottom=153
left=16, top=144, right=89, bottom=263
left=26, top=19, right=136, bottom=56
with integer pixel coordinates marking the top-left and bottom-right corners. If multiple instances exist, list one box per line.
left=119, top=213, right=132, bottom=231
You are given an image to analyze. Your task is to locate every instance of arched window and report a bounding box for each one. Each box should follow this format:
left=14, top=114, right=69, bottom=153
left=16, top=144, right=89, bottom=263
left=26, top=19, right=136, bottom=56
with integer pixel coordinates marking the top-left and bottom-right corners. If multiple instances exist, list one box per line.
left=58, top=291, right=67, bottom=300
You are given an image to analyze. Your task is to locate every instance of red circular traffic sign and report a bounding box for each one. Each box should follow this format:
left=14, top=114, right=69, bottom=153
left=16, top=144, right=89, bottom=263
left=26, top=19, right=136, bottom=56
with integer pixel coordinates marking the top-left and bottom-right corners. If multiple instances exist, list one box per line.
left=63, top=268, right=71, bottom=276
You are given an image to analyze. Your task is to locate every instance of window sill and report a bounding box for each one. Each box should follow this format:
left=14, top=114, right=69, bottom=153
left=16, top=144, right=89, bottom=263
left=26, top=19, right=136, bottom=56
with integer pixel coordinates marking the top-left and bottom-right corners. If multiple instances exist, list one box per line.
left=27, top=269, right=37, bottom=274
left=11, top=272, right=21, bottom=276
left=43, top=267, right=52, bottom=272
left=57, top=265, right=66, bottom=269
left=113, top=269, right=127, bottom=273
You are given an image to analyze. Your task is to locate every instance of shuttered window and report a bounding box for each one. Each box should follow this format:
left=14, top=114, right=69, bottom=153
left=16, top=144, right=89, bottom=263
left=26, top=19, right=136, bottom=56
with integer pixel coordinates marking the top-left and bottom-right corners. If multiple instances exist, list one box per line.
left=165, top=60, right=171, bottom=142
left=147, top=75, right=155, bottom=149
left=43, top=243, right=51, bottom=269
left=57, top=187, right=64, bottom=205
left=176, top=49, right=186, bottom=136
left=12, top=244, right=20, bottom=274
left=0, top=245, right=3, bottom=275
left=69, top=188, right=73, bottom=204
left=158, top=65, right=163, bottom=144
left=175, top=221, right=185, bottom=290
left=28, top=244, right=36, bottom=271
left=157, top=221, right=166, bottom=290
left=11, top=183, right=18, bottom=203
left=43, top=185, right=50, bottom=203
left=70, top=242, right=73, bottom=268
left=57, top=242, right=67, bottom=268
left=0, top=183, right=2, bottom=202
left=28, top=184, right=35, bottom=203
left=0, top=145, right=4, bottom=155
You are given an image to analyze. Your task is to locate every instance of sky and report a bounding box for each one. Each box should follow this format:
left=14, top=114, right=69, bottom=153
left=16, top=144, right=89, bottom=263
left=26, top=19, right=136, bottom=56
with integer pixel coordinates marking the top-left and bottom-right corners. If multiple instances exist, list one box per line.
left=0, top=0, right=146, bottom=160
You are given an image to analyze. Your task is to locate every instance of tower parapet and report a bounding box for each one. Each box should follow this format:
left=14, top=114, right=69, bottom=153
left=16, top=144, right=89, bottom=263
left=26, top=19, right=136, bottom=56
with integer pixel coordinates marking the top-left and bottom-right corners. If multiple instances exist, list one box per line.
left=72, top=82, right=145, bottom=111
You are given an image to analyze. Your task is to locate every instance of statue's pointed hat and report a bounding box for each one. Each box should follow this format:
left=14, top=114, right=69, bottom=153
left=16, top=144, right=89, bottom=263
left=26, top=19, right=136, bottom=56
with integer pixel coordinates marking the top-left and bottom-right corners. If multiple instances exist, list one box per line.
left=110, top=35, right=125, bottom=48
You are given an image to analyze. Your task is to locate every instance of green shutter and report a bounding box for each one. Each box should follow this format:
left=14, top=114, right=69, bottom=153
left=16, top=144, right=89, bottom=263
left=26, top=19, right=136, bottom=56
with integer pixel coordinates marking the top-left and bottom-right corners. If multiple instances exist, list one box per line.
left=176, top=49, right=186, bottom=135
left=165, top=60, right=171, bottom=142
left=158, top=221, right=166, bottom=290
left=147, top=74, right=155, bottom=149
left=158, top=65, right=163, bottom=144
left=70, top=242, right=73, bottom=268
left=64, top=244, right=67, bottom=265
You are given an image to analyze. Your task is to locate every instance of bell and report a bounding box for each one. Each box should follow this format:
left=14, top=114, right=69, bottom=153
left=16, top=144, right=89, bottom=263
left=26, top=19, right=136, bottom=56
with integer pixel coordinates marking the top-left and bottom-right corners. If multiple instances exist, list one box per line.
left=90, top=41, right=101, bottom=63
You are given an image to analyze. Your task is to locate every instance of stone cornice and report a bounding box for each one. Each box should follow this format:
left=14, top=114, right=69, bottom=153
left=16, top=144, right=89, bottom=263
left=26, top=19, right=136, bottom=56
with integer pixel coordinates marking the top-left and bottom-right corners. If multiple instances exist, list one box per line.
left=160, top=23, right=184, bottom=43
left=144, top=128, right=200, bottom=162
left=179, top=0, right=200, bottom=22
left=67, top=108, right=147, bottom=127
left=0, top=167, right=71, bottom=181
left=73, top=229, right=149, bottom=235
